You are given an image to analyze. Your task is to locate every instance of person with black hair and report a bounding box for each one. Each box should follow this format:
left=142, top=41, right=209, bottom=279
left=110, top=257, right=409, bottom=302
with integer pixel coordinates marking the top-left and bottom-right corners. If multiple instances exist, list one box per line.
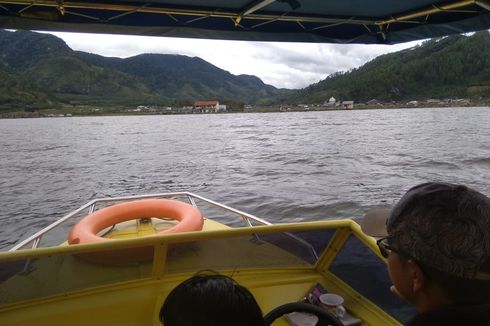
left=160, top=272, right=265, bottom=326
left=362, top=182, right=490, bottom=325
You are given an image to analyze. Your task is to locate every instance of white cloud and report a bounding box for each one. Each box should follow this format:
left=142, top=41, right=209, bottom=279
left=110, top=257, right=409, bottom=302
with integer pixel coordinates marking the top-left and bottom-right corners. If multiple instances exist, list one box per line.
left=46, top=31, right=421, bottom=89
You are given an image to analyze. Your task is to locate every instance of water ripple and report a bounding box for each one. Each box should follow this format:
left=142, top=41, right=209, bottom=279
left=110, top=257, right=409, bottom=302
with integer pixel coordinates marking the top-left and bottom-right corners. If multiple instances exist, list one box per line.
left=1, top=107, right=490, bottom=249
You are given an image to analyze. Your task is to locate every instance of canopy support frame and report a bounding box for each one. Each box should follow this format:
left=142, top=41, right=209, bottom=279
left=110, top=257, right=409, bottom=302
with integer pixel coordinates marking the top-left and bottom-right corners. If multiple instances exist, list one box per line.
left=1, top=0, right=484, bottom=29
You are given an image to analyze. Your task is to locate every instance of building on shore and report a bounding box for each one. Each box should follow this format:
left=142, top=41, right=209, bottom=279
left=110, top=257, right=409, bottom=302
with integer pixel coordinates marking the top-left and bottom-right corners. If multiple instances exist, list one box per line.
left=324, top=97, right=336, bottom=106
left=341, top=101, right=354, bottom=109
left=194, top=100, right=226, bottom=113
left=366, top=99, right=380, bottom=106
left=406, top=100, right=418, bottom=107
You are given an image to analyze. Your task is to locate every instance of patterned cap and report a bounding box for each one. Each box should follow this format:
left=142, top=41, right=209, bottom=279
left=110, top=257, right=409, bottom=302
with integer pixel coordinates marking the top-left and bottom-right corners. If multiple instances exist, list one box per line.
left=362, top=182, right=490, bottom=280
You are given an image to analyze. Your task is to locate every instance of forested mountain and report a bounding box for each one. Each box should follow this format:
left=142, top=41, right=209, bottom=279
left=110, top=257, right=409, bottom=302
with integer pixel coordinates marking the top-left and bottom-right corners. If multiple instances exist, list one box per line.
left=0, top=61, right=54, bottom=109
left=291, top=31, right=490, bottom=103
left=76, top=52, right=283, bottom=103
left=0, top=30, right=164, bottom=110
left=1, top=29, right=489, bottom=113
left=0, top=29, right=285, bottom=111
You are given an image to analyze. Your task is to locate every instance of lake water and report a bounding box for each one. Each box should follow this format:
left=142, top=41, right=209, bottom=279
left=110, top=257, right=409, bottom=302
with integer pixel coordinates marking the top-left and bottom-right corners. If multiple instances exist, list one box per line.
left=1, top=107, right=490, bottom=249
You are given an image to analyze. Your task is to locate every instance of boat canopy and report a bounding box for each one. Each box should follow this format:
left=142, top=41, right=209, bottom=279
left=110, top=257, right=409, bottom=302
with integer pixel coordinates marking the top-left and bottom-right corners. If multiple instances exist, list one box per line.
left=0, top=0, right=489, bottom=44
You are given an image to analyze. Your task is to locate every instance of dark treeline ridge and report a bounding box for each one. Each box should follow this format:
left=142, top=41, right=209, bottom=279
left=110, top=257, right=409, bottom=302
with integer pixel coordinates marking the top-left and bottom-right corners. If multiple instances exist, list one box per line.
left=291, top=31, right=490, bottom=104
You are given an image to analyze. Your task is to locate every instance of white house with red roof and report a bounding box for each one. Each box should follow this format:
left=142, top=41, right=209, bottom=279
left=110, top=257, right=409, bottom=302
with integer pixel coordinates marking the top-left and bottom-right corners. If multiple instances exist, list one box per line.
left=194, top=100, right=226, bottom=113
left=194, top=100, right=218, bottom=113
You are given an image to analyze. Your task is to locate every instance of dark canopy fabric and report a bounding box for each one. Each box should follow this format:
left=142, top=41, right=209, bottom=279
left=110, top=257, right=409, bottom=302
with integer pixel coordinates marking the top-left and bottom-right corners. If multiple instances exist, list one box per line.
left=0, top=0, right=489, bottom=44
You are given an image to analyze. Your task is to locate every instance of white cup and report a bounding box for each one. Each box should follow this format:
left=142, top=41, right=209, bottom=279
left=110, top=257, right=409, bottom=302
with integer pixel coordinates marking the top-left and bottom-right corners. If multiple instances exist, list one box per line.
left=319, top=293, right=346, bottom=319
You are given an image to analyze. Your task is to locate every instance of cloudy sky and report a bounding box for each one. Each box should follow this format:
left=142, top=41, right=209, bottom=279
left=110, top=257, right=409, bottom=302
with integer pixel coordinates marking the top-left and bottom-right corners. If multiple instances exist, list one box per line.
left=48, top=31, right=421, bottom=89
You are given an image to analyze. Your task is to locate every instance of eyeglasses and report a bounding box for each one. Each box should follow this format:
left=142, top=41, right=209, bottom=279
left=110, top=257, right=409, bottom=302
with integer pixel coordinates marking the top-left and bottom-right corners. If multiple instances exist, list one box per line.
left=376, top=237, right=431, bottom=279
left=376, top=237, right=398, bottom=258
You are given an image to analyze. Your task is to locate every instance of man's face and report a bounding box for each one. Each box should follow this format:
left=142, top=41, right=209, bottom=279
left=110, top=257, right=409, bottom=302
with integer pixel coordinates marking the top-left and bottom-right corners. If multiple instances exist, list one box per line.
left=388, top=252, right=416, bottom=304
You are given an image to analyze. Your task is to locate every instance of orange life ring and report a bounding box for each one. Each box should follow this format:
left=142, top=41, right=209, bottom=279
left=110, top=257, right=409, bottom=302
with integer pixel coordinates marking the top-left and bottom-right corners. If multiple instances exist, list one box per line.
left=68, top=198, right=204, bottom=245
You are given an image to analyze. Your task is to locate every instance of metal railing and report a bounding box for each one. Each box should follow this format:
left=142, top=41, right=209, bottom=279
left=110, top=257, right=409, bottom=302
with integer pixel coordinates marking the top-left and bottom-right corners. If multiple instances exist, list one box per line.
left=9, top=192, right=317, bottom=259
left=9, top=192, right=268, bottom=251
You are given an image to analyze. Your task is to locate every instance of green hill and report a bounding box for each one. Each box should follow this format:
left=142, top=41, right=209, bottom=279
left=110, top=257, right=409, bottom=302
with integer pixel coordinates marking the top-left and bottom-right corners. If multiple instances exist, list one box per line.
left=0, top=29, right=72, bottom=70
left=75, top=52, right=284, bottom=104
left=2, top=29, right=489, bottom=113
left=292, top=31, right=490, bottom=103
left=0, top=29, right=286, bottom=112
left=24, top=55, right=163, bottom=105
left=0, top=30, right=168, bottom=110
left=0, top=61, right=56, bottom=111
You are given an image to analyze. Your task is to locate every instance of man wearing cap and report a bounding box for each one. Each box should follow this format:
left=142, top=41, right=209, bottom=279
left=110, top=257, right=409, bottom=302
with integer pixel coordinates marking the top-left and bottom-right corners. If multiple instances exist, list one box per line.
left=362, top=182, right=490, bottom=325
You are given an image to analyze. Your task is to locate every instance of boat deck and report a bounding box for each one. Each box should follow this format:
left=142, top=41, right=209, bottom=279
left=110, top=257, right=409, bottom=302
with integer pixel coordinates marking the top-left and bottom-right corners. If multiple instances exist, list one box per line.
left=0, top=193, right=415, bottom=325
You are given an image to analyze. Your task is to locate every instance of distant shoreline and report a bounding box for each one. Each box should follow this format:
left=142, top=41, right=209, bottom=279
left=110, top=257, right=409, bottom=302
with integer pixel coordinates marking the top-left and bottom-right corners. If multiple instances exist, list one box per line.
left=1, top=104, right=489, bottom=119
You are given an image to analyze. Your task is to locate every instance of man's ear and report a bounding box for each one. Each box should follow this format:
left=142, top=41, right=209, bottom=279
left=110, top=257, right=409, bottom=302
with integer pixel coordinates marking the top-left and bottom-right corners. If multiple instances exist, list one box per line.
left=407, top=259, right=426, bottom=292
